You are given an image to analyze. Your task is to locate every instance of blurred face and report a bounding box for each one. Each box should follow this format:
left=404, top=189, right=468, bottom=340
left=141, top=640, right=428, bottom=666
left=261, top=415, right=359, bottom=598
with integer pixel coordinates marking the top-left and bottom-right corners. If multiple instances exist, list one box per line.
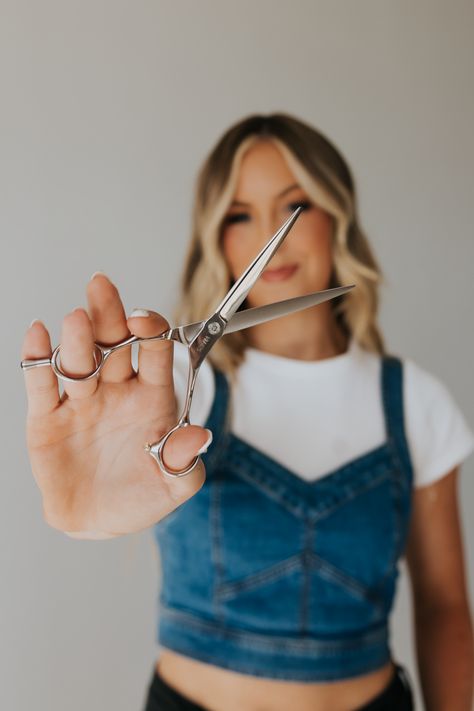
left=221, top=140, right=335, bottom=309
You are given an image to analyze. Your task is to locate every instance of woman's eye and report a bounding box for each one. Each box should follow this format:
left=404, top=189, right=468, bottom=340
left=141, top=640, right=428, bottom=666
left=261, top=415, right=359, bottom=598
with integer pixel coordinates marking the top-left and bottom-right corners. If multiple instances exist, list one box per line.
left=287, top=200, right=312, bottom=213
left=223, top=212, right=250, bottom=225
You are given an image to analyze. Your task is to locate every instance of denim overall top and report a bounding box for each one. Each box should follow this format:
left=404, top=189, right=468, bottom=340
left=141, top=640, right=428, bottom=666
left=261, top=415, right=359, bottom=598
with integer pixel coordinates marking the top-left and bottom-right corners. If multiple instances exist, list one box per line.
left=153, top=354, right=414, bottom=681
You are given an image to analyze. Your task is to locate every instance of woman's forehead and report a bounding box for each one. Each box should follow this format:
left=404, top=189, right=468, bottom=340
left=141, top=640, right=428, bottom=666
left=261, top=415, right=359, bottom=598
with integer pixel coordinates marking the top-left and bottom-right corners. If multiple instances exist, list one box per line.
left=231, top=140, right=302, bottom=202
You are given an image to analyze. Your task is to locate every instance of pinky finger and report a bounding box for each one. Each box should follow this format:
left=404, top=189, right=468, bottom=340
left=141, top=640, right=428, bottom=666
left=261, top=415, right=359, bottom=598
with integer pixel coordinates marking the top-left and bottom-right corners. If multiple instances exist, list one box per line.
left=21, top=320, right=61, bottom=416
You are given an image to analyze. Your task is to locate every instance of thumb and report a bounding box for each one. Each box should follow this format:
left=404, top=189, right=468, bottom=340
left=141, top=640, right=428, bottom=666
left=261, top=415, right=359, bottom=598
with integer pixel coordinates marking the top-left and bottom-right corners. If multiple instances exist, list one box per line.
left=161, top=426, right=213, bottom=473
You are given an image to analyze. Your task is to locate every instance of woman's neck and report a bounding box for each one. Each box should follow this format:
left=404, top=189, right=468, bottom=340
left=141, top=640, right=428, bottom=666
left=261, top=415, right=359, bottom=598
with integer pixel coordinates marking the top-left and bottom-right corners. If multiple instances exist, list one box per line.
left=245, top=306, right=349, bottom=362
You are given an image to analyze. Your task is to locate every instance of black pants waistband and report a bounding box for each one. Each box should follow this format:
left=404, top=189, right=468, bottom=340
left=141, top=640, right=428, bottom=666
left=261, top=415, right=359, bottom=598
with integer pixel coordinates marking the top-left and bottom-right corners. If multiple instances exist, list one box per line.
left=143, top=662, right=414, bottom=711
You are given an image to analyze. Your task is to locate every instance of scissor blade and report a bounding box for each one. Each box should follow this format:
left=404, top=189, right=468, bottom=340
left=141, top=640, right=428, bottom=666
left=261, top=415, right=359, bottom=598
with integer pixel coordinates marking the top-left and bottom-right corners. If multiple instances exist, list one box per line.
left=224, top=285, right=355, bottom=334
left=178, top=285, right=355, bottom=341
left=215, top=206, right=303, bottom=323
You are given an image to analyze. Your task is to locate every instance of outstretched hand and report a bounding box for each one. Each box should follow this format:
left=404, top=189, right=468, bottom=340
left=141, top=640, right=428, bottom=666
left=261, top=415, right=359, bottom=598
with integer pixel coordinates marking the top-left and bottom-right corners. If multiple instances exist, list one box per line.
left=20, top=273, right=212, bottom=539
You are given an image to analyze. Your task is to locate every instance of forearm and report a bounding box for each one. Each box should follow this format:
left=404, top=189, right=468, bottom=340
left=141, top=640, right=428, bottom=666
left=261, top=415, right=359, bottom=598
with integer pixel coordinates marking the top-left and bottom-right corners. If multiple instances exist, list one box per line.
left=413, top=603, right=474, bottom=711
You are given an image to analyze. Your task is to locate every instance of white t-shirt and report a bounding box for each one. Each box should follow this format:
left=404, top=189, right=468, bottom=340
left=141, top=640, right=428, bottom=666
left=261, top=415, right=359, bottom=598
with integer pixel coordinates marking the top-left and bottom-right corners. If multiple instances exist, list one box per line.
left=171, top=337, right=474, bottom=488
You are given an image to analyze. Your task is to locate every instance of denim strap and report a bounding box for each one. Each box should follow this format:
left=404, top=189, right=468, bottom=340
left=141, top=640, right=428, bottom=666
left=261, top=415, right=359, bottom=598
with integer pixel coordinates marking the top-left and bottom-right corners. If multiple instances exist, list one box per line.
left=201, top=367, right=232, bottom=472
left=381, top=355, right=414, bottom=488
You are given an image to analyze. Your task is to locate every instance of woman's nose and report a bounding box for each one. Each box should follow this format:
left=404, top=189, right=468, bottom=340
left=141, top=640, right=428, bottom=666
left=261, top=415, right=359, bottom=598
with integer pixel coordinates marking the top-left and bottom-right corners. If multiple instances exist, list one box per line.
left=256, top=213, right=285, bottom=245
left=256, top=215, right=292, bottom=260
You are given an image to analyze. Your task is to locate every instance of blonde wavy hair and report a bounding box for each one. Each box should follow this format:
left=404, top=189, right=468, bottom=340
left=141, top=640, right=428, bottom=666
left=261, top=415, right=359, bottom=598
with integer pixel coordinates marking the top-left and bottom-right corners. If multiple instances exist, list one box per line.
left=173, top=113, right=386, bottom=383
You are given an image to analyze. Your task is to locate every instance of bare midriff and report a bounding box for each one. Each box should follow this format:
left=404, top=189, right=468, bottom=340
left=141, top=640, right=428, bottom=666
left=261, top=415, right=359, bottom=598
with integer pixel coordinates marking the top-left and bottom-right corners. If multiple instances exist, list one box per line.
left=156, top=649, right=396, bottom=711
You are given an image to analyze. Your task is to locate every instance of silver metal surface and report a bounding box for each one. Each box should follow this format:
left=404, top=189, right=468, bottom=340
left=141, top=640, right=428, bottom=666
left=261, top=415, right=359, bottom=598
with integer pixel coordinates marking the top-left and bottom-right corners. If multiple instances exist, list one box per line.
left=20, top=207, right=356, bottom=478
left=181, top=285, right=354, bottom=338
left=214, top=208, right=303, bottom=323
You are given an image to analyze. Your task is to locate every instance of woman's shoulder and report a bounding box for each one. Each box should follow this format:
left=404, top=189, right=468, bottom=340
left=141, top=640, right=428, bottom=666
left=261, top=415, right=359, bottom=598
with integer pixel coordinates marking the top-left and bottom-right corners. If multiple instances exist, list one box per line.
left=380, top=346, right=467, bottom=409
left=393, top=352, right=474, bottom=488
left=396, top=351, right=468, bottom=417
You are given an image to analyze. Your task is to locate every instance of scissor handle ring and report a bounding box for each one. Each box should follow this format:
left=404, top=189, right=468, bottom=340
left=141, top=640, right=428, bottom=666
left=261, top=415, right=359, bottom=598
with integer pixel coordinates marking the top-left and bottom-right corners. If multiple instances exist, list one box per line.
left=146, top=422, right=201, bottom=479
left=50, top=344, right=105, bottom=383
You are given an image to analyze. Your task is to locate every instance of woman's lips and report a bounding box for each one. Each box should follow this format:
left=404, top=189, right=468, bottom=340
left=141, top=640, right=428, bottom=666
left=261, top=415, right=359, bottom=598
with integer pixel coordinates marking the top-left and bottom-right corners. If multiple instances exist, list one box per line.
left=261, top=264, right=299, bottom=282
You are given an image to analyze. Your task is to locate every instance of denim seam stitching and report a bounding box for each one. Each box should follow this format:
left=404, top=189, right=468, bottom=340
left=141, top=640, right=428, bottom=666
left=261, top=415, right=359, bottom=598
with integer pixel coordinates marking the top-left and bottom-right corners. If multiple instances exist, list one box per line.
left=383, top=358, right=407, bottom=566
left=203, top=369, right=232, bottom=472
left=300, top=520, right=313, bottom=634
left=159, top=604, right=389, bottom=653
left=215, top=555, right=301, bottom=600
left=392, top=360, right=415, bottom=561
left=154, top=640, right=391, bottom=679
left=308, top=469, right=392, bottom=523
left=228, top=465, right=307, bottom=518
left=228, top=433, right=390, bottom=492
left=308, top=552, right=383, bottom=607
left=228, top=461, right=392, bottom=522
left=210, top=477, right=225, bottom=624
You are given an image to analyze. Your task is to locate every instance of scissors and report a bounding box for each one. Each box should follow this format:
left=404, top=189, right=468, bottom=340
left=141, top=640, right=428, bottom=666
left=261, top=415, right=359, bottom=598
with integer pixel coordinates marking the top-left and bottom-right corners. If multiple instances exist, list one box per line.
left=21, top=207, right=355, bottom=478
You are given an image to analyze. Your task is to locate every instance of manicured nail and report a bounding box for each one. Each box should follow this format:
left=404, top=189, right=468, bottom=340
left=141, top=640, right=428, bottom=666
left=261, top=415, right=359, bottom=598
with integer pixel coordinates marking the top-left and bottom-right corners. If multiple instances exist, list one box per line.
left=129, top=308, right=152, bottom=318
left=64, top=530, right=117, bottom=539
left=29, top=318, right=43, bottom=328
left=90, top=271, right=107, bottom=281
left=197, top=429, right=213, bottom=455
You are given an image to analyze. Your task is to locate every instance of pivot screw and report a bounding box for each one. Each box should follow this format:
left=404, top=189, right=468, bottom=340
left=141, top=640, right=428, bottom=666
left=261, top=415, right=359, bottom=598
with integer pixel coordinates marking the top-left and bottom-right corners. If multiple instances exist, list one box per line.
left=208, top=321, right=221, bottom=335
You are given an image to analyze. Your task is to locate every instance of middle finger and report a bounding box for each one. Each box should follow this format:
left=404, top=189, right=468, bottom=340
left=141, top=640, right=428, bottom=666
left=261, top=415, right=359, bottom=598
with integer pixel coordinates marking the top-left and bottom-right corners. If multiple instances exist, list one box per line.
left=86, top=272, right=134, bottom=383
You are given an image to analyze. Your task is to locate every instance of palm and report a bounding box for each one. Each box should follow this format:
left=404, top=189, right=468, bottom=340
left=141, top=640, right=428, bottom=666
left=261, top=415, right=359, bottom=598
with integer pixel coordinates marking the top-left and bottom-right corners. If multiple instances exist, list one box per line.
left=28, top=378, right=183, bottom=534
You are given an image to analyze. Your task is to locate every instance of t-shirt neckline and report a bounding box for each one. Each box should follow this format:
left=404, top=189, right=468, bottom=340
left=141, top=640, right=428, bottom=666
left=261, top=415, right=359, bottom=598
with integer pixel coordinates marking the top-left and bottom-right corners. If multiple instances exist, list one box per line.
left=242, top=336, right=360, bottom=376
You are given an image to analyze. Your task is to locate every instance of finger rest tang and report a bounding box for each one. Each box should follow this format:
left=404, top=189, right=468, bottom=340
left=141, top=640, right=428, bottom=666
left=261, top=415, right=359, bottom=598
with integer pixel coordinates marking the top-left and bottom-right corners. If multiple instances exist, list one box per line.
left=20, top=343, right=104, bottom=382
left=21, top=357, right=52, bottom=370
left=19, top=328, right=173, bottom=373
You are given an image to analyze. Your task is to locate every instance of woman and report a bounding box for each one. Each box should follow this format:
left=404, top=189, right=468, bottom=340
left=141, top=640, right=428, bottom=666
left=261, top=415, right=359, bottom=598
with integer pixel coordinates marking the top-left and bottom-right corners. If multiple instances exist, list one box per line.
left=21, top=114, right=474, bottom=710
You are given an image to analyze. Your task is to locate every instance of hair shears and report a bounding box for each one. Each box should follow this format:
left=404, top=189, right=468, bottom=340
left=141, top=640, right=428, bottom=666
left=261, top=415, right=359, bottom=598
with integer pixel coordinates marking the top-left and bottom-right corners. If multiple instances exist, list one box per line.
left=21, top=207, right=355, bottom=478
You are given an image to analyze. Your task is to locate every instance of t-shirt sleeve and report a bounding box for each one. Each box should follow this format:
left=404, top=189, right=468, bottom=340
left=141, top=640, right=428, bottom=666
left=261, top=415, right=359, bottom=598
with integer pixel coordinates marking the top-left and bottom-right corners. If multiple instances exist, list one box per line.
left=172, top=343, right=215, bottom=427
left=403, top=358, right=474, bottom=488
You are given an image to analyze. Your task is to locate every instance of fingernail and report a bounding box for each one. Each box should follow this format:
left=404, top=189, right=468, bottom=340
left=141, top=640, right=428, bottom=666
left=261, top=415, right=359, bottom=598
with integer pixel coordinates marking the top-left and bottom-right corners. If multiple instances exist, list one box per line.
left=29, top=318, right=43, bottom=328
left=90, top=271, right=107, bottom=281
left=129, top=308, right=152, bottom=318
left=64, top=530, right=117, bottom=539
left=197, top=429, right=213, bottom=455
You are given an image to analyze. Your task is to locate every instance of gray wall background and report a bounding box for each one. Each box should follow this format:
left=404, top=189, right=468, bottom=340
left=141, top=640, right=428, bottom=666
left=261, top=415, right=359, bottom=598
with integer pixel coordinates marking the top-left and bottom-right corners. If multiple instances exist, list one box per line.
left=1, top=1, right=473, bottom=709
